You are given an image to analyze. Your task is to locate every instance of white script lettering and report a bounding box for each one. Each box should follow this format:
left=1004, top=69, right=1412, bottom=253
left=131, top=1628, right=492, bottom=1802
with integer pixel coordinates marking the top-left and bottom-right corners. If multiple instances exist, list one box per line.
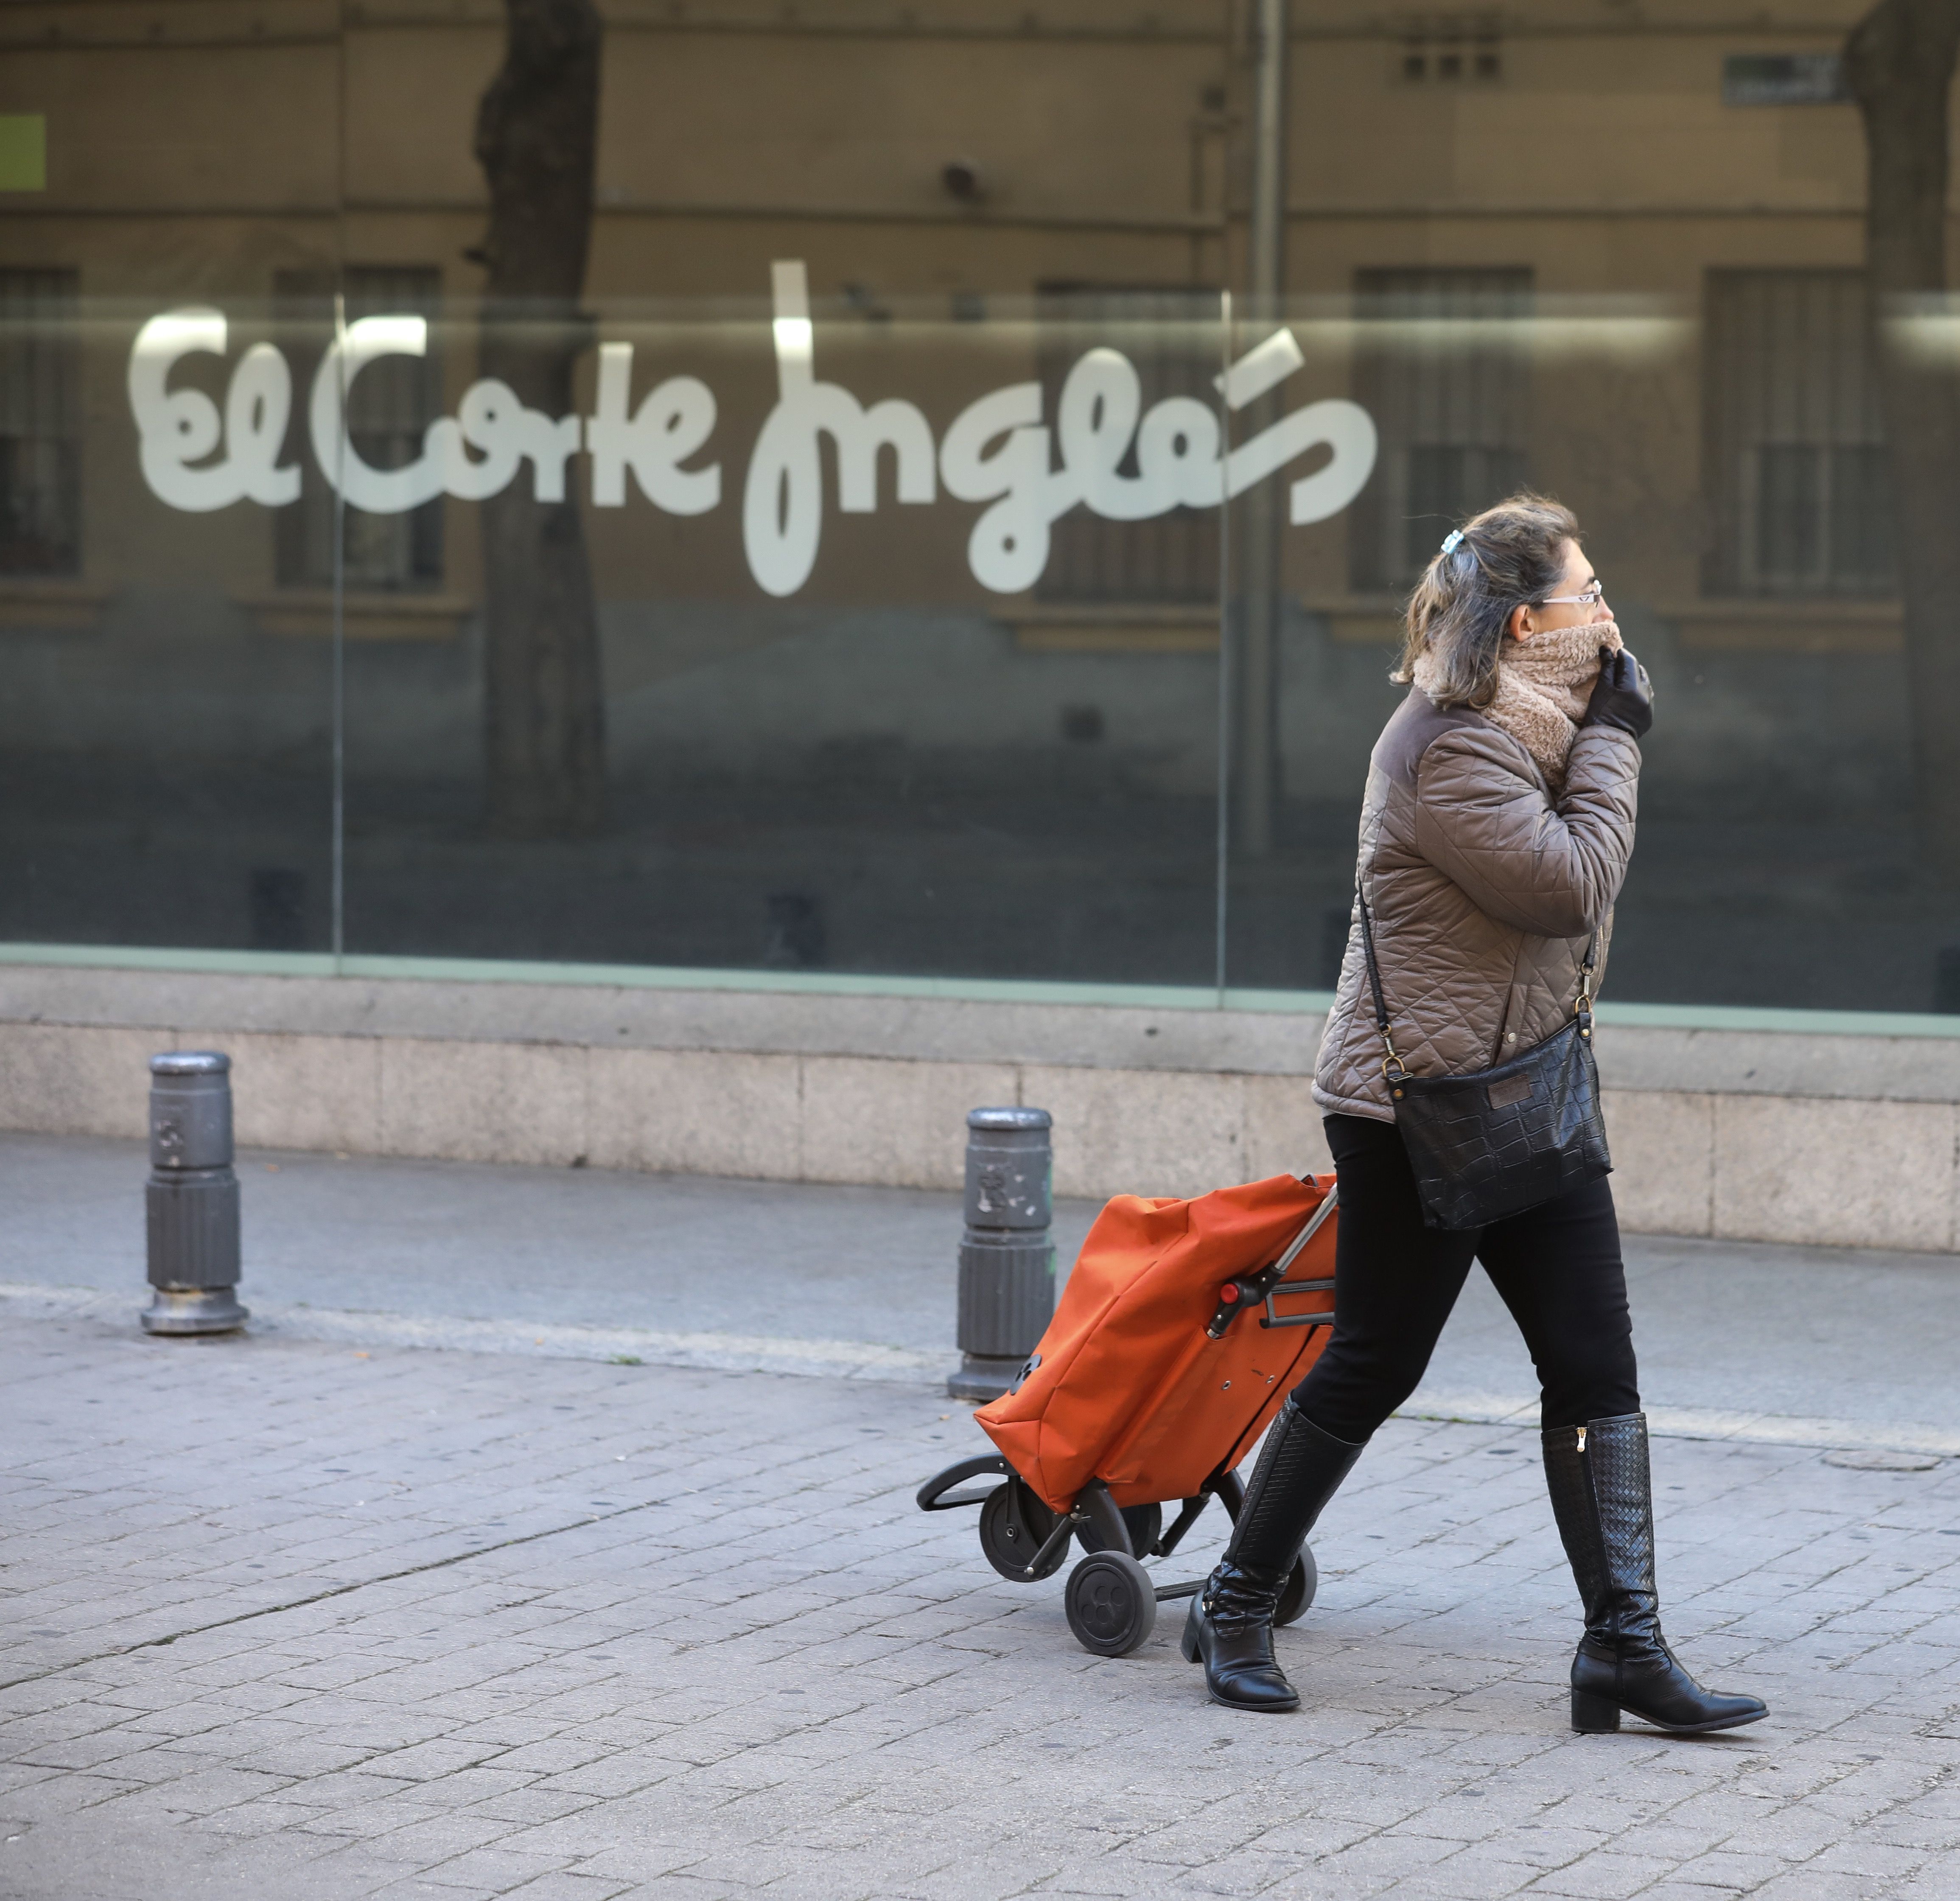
left=127, top=263, right=1378, bottom=597
left=932, top=291, right=1376, bottom=595
left=129, top=308, right=300, bottom=512
left=742, top=261, right=937, bottom=598
left=586, top=344, right=720, bottom=513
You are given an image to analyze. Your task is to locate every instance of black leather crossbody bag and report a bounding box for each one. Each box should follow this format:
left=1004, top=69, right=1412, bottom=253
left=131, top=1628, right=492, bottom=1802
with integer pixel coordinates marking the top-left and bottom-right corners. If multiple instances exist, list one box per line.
left=1355, top=880, right=1612, bottom=1231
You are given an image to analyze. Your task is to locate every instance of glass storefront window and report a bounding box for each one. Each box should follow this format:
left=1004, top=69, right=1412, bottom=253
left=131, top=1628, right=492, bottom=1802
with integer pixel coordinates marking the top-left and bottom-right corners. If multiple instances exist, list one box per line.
left=5, top=7, right=1959, bottom=1020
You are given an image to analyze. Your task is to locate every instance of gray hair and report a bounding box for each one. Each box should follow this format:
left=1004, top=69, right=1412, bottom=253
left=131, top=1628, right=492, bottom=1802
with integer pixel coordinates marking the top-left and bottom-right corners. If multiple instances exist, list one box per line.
left=1394, top=493, right=1582, bottom=708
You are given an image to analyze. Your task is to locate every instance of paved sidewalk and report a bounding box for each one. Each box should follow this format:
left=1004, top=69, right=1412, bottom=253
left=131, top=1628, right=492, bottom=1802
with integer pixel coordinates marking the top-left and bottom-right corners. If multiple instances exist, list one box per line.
left=5, top=1134, right=1959, bottom=1451
left=4, top=1313, right=1960, bottom=1900
left=4, top=1134, right=1960, bottom=1898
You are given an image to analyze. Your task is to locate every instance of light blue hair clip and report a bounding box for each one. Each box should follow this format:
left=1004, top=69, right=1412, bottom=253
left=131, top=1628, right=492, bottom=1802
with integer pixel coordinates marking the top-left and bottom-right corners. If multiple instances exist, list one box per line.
left=1440, top=529, right=1464, bottom=555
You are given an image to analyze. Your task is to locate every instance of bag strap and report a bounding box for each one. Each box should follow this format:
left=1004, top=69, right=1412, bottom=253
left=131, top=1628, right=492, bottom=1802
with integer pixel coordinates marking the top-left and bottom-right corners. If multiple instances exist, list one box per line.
left=1352, top=878, right=1407, bottom=1083
left=1354, top=874, right=1599, bottom=1082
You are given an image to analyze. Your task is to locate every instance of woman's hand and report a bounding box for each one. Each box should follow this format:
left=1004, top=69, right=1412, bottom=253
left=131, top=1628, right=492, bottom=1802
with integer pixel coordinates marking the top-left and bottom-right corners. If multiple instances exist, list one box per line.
left=1582, top=647, right=1652, bottom=740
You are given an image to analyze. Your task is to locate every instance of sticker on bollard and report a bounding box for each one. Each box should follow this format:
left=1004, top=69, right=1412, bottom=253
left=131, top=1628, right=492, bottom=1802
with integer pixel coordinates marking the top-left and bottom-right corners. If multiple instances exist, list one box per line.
left=142, top=1051, right=248, bottom=1336
left=950, top=1106, right=1054, bottom=1402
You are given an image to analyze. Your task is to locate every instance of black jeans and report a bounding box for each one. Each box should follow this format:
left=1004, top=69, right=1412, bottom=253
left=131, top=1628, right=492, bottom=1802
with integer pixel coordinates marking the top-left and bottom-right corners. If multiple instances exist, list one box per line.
left=1289, top=1113, right=1640, bottom=1442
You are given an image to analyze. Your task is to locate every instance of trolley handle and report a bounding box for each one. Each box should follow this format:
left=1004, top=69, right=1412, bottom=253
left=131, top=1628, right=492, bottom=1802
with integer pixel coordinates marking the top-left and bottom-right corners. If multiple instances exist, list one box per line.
left=916, top=1452, right=1011, bottom=1511
left=1205, top=1183, right=1339, bottom=1339
left=1259, top=1277, right=1335, bottom=1331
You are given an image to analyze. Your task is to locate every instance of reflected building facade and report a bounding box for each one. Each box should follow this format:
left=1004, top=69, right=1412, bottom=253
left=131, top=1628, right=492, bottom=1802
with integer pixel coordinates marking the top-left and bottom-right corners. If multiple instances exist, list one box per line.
left=0, top=1, right=1948, bottom=1012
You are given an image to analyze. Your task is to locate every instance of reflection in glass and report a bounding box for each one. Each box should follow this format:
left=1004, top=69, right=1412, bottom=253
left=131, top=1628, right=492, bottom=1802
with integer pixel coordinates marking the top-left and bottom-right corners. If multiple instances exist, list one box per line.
left=1350, top=267, right=1532, bottom=591
left=1035, top=287, right=1220, bottom=606
left=276, top=269, right=446, bottom=595
left=1705, top=269, right=1894, bottom=599
left=13, top=7, right=1960, bottom=1019
left=0, top=269, right=80, bottom=576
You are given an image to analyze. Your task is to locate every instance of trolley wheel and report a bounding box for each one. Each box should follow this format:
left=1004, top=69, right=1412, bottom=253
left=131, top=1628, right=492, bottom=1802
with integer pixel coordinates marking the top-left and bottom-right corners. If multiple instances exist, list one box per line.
left=1064, top=1551, right=1159, bottom=1657
left=1075, top=1501, right=1164, bottom=1559
left=978, top=1477, right=1068, bottom=1582
left=1274, top=1546, right=1317, bottom=1627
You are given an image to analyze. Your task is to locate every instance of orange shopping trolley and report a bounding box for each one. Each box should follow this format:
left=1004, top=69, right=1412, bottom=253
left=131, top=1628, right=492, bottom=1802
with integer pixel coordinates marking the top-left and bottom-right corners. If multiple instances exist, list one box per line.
left=917, top=1171, right=1340, bottom=1657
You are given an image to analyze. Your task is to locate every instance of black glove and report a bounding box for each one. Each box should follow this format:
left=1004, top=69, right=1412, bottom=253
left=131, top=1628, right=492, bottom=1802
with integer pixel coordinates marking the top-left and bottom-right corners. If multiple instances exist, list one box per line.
left=1582, top=646, right=1652, bottom=741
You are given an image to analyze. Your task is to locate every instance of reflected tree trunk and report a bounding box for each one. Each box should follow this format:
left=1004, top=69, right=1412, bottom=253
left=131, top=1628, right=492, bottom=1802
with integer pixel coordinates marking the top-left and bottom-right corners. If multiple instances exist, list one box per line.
left=473, top=0, right=605, bottom=838
left=1846, top=0, right=1960, bottom=875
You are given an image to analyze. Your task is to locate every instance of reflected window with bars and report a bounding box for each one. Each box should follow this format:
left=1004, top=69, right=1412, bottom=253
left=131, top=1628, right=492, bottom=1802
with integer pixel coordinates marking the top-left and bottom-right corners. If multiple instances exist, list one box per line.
left=274, top=265, right=445, bottom=592
left=1704, top=269, right=1895, bottom=598
left=1033, top=284, right=1219, bottom=604
left=1347, top=267, right=1532, bottom=592
left=0, top=268, right=81, bottom=576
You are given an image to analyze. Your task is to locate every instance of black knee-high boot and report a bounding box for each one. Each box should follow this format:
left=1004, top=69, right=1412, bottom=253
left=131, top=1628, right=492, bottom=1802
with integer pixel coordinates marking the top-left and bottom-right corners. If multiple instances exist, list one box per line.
left=1542, top=1413, right=1767, bottom=1734
left=1179, top=1399, right=1366, bottom=1712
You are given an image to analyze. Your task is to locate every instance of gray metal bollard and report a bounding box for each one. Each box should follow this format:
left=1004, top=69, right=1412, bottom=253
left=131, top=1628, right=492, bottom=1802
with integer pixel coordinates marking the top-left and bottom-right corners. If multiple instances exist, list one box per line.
left=141, top=1051, right=248, bottom=1336
left=949, top=1106, right=1054, bottom=1403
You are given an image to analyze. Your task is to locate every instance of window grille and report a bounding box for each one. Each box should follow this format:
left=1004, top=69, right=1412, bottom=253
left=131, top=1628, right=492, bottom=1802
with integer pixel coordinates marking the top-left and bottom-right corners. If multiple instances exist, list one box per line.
left=275, top=265, right=445, bottom=592
left=0, top=268, right=81, bottom=576
left=1347, top=267, right=1532, bottom=593
left=1033, top=284, right=1219, bottom=604
left=1703, top=269, right=1893, bottom=598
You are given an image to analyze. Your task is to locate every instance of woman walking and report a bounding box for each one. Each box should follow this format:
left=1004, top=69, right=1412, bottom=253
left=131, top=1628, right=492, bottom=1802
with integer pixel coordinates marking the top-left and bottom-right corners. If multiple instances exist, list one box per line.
left=1183, top=494, right=1766, bottom=1736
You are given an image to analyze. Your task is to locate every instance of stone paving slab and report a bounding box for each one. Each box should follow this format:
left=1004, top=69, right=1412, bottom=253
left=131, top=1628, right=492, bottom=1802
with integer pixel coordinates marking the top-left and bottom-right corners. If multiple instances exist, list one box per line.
left=0, top=1282, right=951, bottom=1387
left=0, top=1133, right=1089, bottom=1359
left=4, top=1308, right=1960, bottom=1899
left=10, top=1279, right=1955, bottom=1464
left=10, top=1133, right=1960, bottom=1461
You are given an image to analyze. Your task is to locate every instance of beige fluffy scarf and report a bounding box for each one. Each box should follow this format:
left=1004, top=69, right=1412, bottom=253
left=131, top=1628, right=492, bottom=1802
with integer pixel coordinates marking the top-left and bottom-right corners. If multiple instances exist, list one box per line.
left=1414, top=620, right=1623, bottom=791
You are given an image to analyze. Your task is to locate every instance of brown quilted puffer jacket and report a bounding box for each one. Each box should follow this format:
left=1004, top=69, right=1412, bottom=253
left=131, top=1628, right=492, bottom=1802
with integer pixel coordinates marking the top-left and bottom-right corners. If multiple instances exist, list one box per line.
left=1313, top=684, right=1641, bottom=1122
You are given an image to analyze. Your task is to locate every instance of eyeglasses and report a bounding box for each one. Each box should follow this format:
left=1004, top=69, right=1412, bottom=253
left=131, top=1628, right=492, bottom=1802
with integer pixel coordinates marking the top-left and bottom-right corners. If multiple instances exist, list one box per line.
left=1534, top=585, right=1607, bottom=608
